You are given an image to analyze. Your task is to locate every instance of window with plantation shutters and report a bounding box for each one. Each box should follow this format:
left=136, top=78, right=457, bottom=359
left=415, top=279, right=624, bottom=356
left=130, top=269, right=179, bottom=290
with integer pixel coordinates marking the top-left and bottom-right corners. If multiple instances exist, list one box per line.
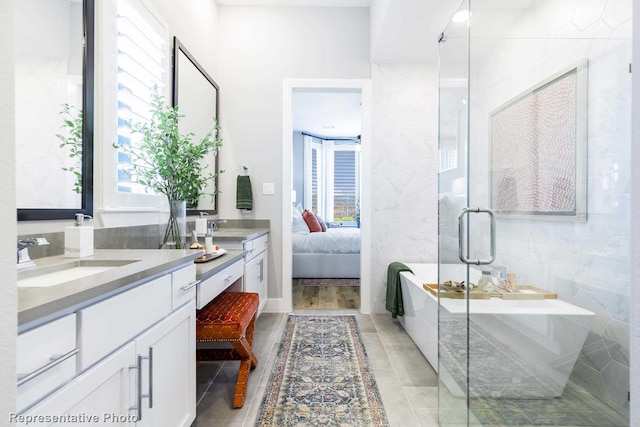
left=333, top=150, right=357, bottom=221
left=303, top=135, right=360, bottom=224
left=115, top=0, right=167, bottom=194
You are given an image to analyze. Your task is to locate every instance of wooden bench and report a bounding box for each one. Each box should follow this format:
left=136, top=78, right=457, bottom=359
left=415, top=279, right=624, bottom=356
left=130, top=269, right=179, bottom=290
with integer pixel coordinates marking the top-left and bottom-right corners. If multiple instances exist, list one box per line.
left=195, top=292, right=259, bottom=408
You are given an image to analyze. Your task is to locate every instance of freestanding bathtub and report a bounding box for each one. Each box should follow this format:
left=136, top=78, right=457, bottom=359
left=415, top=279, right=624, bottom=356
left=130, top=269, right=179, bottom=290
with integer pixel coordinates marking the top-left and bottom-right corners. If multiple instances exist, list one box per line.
left=398, top=263, right=594, bottom=398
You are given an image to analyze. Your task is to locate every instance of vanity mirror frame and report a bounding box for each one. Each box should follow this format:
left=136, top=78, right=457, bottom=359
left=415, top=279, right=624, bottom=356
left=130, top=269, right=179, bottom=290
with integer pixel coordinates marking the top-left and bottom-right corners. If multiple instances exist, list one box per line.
left=17, top=0, right=95, bottom=221
left=172, top=36, right=220, bottom=215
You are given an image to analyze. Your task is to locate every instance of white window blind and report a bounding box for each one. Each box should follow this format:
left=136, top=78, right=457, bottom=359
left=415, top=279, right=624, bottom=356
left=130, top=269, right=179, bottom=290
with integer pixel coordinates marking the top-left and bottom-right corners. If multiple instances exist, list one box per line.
left=333, top=150, right=357, bottom=220
left=311, top=149, right=319, bottom=212
left=116, top=0, right=166, bottom=193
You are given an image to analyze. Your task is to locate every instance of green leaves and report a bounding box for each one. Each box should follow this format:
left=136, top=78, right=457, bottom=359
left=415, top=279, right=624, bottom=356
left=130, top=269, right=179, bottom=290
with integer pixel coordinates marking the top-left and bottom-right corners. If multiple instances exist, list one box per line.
left=57, top=103, right=83, bottom=194
left=115, top=87, right=223, bottom=202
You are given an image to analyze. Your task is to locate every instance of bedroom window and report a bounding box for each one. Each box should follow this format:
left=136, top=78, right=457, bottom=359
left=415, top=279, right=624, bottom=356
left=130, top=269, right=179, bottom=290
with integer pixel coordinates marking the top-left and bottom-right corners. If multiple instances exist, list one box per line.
left=303, top=135, right=360, bottom=224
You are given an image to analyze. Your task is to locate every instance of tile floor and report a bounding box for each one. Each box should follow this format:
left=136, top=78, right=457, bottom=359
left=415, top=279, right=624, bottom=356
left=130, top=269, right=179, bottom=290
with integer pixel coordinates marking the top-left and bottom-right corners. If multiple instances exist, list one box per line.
left=191, top=310, right=439, bottom=427
left=190, top=311, right=629, bottom=427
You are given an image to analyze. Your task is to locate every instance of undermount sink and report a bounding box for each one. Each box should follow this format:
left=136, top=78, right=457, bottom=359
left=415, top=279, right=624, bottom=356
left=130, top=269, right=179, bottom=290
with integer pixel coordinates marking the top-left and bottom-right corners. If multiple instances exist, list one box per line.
left=18, top=259, right=139, bottom=288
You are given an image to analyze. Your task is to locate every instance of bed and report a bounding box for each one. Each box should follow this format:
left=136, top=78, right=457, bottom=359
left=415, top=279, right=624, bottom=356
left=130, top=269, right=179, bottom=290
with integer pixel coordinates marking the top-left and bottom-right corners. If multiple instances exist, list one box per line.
left=292, top=228, right=361, bottom=278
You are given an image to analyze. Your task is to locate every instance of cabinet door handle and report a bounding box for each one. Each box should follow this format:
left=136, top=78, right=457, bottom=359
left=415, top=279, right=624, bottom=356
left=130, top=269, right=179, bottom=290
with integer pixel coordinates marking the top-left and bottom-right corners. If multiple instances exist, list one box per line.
left=259, top=259, right=264, bottom=282
left=16, top=348, right=78, bottom=386
left=135, top=355, right=146, bottom=421
left=180, top=280, right=200, bottom=292
left=148, top=347, right=154, bottom=409
left=129, top=362, right=140, bottom=420
left=137, top=350, right=154, bottom=416
left=224, top=275, right=235, bottom=284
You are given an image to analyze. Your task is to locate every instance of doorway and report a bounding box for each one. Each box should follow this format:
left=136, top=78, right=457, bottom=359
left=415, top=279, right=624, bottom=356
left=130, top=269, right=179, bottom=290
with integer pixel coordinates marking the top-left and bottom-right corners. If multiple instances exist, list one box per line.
left=282, top=79, right=372, bottom=314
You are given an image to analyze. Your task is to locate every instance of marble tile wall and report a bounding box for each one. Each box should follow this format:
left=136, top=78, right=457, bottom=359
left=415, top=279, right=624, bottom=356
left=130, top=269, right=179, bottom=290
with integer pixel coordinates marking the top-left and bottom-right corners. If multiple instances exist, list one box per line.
left=370, top=63, right=439, bottom=313
left=468, top=0, right=632, bottom=417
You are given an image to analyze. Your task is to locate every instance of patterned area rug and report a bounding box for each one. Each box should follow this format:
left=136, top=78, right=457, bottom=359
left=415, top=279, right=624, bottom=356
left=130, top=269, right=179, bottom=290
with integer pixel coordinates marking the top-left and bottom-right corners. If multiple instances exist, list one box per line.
left=255, top=315, right=389, bottom=426
left=296, top=278, right=360, bottom=286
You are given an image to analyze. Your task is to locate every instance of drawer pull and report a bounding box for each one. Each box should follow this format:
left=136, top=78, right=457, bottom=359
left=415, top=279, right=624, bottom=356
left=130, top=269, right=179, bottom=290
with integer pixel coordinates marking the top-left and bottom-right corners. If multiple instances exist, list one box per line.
left=224, top=275, right=235, bottom=284
left=180, top=280, right=200, bottom=292
left=147, top=347, right=154, bottom=409
left=17, top=348, right=78, bottom=386
left=129, top=363, right=140, bottom=419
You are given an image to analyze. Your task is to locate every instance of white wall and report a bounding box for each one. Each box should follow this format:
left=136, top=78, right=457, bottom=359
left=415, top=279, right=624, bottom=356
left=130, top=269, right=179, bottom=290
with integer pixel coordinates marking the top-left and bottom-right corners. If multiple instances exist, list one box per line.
left=147, top=0, right=218, bottom=79
left=370, top=63, right=439, bottom=312
left=217, top=6, right=370, bottom=299
left=0, top=0, right=17, bottom=418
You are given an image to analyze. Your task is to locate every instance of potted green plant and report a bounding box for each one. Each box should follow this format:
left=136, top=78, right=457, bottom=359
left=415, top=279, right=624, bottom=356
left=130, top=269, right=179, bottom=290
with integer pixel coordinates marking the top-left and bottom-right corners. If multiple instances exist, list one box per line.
left=115, top=88, right=223, bottom=249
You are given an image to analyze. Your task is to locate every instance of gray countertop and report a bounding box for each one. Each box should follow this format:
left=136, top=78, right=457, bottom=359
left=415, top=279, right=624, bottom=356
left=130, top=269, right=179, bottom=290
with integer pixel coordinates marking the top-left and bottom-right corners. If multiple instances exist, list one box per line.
left=211, top=228, right=269, bottom=242
left=18, top=249, right=202, bottom=331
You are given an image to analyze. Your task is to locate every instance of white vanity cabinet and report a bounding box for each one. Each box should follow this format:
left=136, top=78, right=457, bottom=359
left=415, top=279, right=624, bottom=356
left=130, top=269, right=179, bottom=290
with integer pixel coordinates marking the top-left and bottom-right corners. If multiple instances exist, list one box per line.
left=219, top=233, right=268, bottom=314
left=17, top=263, right=197, bottom=427
left=134, top=302, right=195, bottom=427
left=16, top=314, right=77, bottom=413
left=245, top=249, right=267, bottom=314
left=18, top=342, right=137, bottom=426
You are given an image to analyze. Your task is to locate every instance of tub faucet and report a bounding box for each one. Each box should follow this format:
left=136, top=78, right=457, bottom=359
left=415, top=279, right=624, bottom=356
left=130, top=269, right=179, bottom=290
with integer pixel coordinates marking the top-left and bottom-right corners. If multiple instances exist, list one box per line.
left=17, top=238, right=50, bottom=269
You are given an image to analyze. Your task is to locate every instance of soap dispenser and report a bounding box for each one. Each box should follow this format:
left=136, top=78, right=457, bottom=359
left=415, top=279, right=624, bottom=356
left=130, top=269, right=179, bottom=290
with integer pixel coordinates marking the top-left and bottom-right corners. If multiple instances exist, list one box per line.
left=195, top=212, right=209, bottom=235
left=65, top=213, right=94, bottom=258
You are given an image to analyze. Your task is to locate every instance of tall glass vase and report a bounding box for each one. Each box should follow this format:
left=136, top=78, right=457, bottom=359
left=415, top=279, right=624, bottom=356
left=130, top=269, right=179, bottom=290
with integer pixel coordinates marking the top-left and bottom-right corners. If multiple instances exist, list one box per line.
left=162, top=199, right=186, bottom=249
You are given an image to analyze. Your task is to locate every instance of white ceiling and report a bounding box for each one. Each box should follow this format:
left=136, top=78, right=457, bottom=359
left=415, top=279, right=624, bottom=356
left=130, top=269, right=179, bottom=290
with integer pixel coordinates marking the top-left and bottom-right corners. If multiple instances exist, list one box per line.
left=292, top=89, right=362, bottom=138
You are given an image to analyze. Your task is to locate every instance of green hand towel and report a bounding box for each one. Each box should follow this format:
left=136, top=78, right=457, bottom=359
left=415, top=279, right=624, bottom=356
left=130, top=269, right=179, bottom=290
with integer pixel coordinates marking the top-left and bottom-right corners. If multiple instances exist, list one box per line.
left=236, top=175, right=253, bottom=210
left=385, top=262, right=413, bottom=318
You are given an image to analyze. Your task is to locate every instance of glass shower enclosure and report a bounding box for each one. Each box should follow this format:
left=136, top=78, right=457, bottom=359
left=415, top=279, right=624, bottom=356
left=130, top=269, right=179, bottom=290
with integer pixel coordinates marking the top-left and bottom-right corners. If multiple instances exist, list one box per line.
left=437, top=1, right=632, bottom=425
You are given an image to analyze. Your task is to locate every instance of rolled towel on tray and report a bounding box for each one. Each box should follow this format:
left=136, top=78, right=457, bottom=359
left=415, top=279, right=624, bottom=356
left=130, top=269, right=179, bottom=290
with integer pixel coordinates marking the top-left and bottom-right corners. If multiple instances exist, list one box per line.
left=236, top=175, right=253, bottom=210
left=385, top=262, right=413, bottom=318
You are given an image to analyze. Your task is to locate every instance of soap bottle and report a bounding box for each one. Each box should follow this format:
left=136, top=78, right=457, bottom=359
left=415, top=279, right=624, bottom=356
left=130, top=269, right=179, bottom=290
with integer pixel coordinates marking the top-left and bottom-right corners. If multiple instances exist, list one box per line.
left=477, top=270, right=495, bottom=293
left=195, top=212, right=209, bottom=235
left=65, top=213, right=94, bottom=258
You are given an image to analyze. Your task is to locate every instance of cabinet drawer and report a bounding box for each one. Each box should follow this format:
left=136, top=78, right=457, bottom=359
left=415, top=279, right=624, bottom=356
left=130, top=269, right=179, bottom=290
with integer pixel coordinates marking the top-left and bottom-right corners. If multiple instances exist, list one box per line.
left=245, top=234, right=268, bottom=261
left=77, top=275, right=172, bottom=370
left=253, top=234, right=269, bottom=253
left=17, top=314, right=77, bottom=412
left=172, top=264, right=197, bottom=310
left=197, top=260, right=243, bottom=309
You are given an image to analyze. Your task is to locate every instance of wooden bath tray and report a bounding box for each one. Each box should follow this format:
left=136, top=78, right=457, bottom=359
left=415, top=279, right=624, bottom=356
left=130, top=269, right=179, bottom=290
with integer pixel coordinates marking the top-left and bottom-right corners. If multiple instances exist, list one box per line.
left=497, top=285, right=557, bottom=300
left=423, top=283, right=492, bottom=299
left=422, top=283, right=557, bottom=300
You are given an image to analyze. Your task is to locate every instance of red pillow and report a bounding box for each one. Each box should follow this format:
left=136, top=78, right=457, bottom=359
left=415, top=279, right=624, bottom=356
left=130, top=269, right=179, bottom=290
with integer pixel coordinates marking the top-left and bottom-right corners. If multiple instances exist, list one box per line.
left=302, top=209, right=322, bottom=233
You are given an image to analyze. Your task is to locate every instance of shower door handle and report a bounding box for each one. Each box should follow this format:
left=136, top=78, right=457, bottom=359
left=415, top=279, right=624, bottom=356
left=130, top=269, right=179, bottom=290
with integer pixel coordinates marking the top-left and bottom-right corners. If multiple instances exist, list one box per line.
left=458, top=207, right=496, bottom=265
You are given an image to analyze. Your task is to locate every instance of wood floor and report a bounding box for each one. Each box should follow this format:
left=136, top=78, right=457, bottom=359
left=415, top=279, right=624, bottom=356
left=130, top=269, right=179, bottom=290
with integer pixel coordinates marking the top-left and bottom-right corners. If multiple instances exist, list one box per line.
left=292, top=279, right=360, bottom=309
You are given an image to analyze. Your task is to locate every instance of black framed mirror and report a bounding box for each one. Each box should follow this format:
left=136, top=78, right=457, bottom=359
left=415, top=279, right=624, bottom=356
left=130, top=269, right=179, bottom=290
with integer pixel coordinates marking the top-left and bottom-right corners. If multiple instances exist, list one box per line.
left=16, top=0, right=94, bottom=221
left=172, top=37, right=219, bottom=215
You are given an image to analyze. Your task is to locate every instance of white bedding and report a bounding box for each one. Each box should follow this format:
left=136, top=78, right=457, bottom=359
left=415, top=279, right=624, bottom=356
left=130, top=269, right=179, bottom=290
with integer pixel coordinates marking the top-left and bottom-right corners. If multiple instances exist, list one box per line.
left=292, top=228, right=360, bottom=254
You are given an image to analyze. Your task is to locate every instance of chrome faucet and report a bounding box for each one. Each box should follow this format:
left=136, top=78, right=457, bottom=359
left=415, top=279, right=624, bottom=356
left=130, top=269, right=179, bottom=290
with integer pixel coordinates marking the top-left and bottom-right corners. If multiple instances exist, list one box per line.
left=17, top=238, right=50, bottom=269
left=209, top=219, right=227, bottom=232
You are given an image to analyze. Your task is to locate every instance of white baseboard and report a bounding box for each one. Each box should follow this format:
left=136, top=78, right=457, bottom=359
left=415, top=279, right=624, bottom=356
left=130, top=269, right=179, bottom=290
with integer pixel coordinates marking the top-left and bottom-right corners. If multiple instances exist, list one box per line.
left=263, top=298, right=291, bottom=313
